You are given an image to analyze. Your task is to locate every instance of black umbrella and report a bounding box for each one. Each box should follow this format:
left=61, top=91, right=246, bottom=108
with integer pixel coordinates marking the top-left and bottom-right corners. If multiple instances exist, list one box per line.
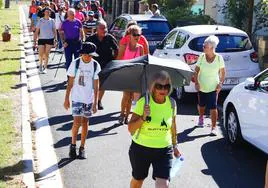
left=99, top=54, right=193, bottom=94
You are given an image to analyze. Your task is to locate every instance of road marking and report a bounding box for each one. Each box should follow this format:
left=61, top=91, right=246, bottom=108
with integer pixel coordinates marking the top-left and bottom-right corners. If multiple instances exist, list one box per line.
left=20, top=6, right=63, bottom=188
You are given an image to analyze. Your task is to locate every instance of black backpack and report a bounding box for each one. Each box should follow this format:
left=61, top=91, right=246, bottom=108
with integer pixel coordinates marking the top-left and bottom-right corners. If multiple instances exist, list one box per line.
left=74, top=57, right=97, bottom=79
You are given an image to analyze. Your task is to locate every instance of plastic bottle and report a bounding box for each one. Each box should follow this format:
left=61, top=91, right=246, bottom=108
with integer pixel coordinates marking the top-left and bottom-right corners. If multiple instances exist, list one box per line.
left=170, top=156, right=184, bottom=178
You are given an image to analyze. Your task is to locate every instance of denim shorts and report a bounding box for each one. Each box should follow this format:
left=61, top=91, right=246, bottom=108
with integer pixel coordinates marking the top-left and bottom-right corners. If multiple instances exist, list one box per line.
left=72, top=101, right=92, bottom=118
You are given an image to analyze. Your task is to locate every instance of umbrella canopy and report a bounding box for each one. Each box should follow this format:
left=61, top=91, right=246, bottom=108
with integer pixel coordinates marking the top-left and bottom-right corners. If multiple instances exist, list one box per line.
left=99, top=55, right=194, bottom=93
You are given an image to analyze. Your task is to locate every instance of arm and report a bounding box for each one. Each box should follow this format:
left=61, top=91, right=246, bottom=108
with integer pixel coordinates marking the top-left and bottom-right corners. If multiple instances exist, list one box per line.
left=143, top=39, right=149, bottom=55
left=216, top=67, right=226, bottom=93
left=34, top=27, right=40, bottom=46
left=64, top=77, right=74, bottom=110
left=128, top=113, right=145, bottom=135
left=171, top=117, right=180, bottom=157
left=92, top=79, right=99, bottom=113
left=116, top=44, right=126, bottom=60
left=80, top=28, right=85, bottom=42
left=194, top=66, right=200, bottom=91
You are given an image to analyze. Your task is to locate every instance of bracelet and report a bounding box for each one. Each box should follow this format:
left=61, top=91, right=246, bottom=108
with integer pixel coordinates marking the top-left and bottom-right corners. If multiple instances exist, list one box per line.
left=172, top=143, right=178, bottom=149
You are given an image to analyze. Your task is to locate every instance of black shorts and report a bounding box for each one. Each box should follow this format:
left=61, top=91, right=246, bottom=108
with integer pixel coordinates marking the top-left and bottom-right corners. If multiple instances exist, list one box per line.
left=129, top=141, right=173, bottom=180
left=38, top=39, right=54, bottom=46
left=198, top=91, right=218, bottom=110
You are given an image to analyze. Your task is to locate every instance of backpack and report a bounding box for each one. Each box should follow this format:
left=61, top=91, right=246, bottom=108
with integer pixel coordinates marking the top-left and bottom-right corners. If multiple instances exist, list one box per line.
left=73, top=57, right=98, bottom=81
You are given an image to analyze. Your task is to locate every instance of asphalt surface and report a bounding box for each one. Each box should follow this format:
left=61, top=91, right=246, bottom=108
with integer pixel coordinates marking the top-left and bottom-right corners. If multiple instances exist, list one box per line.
left=23, top=6, right=267, bottom=188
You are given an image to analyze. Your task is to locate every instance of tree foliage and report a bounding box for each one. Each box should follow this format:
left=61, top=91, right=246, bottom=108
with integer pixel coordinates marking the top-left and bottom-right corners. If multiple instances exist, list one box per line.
left=254, top=0, right=268, bottom=32
left=221, top=0, right=249, bottom=31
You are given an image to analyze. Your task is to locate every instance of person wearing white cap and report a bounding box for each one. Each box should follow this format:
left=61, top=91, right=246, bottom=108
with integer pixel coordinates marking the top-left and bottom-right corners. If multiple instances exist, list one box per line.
left=64, top=42, right=101, bottom=159
left=194, top=35, right=226, bottom=136
left=83, top=10, right=97, bottom=38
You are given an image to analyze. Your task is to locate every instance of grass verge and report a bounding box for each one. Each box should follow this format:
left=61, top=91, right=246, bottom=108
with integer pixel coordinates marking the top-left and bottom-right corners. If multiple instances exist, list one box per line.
left=0, top=1, right=25, bottom=187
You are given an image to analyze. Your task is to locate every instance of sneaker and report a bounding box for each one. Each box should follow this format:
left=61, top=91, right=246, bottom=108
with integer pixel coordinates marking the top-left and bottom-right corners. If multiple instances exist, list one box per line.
left=42, top=67, right=47, bottom=74
left=211, top=127, right=217, bottom=136
left=118, top=115, right=124, bottom=125
left=69, top=144, right=77, bottom=159
left=198, top=117, right=204, bottom=127
left=78, top=147, right=87, bottom=159
left=38, top=65, right=43, bottom=73
left=98, top=101, right=104, bottom=110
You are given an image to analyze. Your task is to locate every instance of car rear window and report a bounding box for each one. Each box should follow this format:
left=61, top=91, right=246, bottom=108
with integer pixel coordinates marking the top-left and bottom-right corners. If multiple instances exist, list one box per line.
left=137, top=21, right=170, bottom=36
left=188, top=35, right=253, bottom=52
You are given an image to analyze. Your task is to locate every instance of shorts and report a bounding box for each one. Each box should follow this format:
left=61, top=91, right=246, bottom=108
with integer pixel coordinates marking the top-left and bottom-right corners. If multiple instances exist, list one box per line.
left=129, top=141, right=173, bottom=180
left=198, top=91, right=217, bottom=110
left=72, top=101, right=93, bottom=118
left=38, top=38, right=54, bottom=46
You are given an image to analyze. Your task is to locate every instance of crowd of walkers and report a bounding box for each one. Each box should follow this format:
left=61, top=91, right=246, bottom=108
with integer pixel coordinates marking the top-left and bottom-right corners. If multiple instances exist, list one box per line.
left=29, top=1, right=238, bottom=187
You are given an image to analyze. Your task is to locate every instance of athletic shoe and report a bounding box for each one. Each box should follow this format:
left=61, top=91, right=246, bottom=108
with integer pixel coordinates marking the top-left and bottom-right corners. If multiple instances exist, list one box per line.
left=118, top=115, right=124, bottom=125
left=42, top=68, right=47, bottom=74
left=211, top=127, right=217, bottom=136
left=38, top=65, right=43, bottom=73
left=198, top=117, right=204, bottom=127
left=98, top=101, right=104, bottom=110
left=78, top=147, right=87, bottom=159
left=69, top=144, right=77, bottom=159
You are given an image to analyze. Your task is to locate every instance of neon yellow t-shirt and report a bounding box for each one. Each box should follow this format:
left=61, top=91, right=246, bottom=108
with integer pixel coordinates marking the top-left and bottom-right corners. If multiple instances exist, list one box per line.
left=132, top=96, right=177, bottom=148
left=196, top=53, right=225, bottom=93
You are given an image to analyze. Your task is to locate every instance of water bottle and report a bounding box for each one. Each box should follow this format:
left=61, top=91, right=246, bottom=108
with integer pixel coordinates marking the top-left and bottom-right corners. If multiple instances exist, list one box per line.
left=170, top=156, right=184, bottom=178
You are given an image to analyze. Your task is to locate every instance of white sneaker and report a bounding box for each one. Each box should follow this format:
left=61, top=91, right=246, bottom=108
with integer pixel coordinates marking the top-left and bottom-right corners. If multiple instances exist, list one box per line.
left=42, top=68, right=47, bottom=74
left=39, top=65, right=43, bottom=73
left=211, top=128, right=217, bottom=136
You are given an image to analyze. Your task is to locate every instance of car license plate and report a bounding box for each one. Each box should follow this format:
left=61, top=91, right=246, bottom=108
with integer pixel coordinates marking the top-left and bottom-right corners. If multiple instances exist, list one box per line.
left=223, top=78, right=239, bottom=85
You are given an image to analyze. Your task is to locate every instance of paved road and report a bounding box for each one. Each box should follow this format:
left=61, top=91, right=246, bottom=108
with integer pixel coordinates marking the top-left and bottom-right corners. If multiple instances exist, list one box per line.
left=23, top=6, right=267, bottom=188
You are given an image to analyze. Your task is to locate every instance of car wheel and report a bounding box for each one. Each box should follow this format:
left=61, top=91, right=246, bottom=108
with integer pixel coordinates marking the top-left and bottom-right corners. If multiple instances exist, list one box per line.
left=226, top=107, right=243, bottom=145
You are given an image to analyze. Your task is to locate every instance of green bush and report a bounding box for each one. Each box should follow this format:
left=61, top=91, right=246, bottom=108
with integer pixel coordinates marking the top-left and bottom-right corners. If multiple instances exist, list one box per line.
left=162, top=7, right=216, bottom=28
left=0, top=0, right=3, bottom=9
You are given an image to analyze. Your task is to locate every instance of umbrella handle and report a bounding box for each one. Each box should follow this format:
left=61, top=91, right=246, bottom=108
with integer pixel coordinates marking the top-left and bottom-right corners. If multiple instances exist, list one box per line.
left=145, top=91, right=151, bottom=123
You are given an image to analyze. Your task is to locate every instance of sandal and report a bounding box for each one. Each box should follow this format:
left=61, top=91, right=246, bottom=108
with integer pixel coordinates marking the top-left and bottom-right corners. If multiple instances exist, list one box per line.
left=118, top=115, right=124, bottom=125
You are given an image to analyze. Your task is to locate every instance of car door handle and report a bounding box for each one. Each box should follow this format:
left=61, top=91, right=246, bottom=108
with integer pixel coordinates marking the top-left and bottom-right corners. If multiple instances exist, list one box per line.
left=164, top=52, right=168, bottom=55
left=176, top=54, right=180, bottom=57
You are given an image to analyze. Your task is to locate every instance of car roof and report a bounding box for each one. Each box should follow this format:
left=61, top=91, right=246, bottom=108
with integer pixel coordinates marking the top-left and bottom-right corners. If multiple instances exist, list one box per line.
left=120, top=14, right=168, bottom=22
left=174, top=25, right=248, bottom=36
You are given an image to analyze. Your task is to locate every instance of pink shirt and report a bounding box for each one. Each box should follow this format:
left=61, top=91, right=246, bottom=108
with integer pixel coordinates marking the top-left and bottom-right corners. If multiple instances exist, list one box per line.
left=122, top=44, right=142, bottom=60
left=75, top=11, right=85, bottom=22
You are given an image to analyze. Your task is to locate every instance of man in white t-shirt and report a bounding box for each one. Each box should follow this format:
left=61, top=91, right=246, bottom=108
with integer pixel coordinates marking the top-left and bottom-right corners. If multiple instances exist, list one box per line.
left=64, top=42, right=101, bottom=159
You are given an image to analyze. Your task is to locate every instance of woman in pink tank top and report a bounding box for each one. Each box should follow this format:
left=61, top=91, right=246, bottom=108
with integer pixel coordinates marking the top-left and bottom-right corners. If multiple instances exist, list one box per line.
left=118, top=25, right=144, bottom=125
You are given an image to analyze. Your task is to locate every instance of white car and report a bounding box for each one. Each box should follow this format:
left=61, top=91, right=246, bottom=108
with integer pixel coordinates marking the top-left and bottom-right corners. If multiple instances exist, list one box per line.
left=153, top=25, right=260, bottom=99
left=223, top=68, right=268, bottom=154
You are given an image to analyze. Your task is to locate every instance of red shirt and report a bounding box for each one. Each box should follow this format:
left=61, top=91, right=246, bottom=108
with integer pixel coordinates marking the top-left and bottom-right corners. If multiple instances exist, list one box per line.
left=120, top=34, right=149, bottom=55
left=98, top=7, right=106, bottom=17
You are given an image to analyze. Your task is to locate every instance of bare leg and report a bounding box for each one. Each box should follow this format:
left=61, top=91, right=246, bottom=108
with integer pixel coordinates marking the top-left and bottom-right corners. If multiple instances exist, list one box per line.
left=155, top=178, right=169, bottom=188
left=71, top=116, right=81, bottom=145
left=130, top=177, right=144, bottom=188
left=265, top=161, right=268, bottom=188
left=121, top=92, right=130, bottom=117
left=38, top=45, right=45, bottom=68
left=98, top=89, right=105, bottom=102
left=198, top=105, right=205, bottom=119
left=44, top=44, right=53, bottom=68
left=125, top=92, right=133, bottom=120
left=210, top=109, right=218, bottom=128
left=80, top=117, right=89, bottom=148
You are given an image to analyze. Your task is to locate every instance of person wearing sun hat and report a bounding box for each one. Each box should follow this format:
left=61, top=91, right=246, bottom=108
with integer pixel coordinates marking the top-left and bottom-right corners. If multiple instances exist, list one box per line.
left=64, top=42, right=101, bottom=159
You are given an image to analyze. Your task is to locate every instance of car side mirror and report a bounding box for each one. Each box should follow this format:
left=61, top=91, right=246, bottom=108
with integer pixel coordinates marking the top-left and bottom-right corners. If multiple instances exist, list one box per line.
left=260, top=81, right=268, bottom=92
left=244, top=77, right=256, bottom=90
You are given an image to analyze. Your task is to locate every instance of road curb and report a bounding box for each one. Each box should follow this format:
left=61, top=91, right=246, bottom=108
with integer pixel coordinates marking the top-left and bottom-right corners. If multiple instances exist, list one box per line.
left=19, top=6, right=36, bottom=188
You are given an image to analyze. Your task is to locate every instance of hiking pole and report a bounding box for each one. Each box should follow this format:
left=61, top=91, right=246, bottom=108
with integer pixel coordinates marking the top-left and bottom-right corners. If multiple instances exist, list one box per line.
left=54, top=52, right=64, bottom=78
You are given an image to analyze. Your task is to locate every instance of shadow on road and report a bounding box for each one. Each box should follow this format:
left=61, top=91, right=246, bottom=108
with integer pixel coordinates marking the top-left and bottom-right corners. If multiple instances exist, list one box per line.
left=201, top=138, right=267, bottom=188
left=54, top=123, right=122, bottom=148
left=178, top=126, right=211, bottom=144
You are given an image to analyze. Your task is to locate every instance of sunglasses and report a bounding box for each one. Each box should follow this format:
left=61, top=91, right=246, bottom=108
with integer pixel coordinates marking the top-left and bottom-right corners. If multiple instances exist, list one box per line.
left=154, top=83, right=171, bottom=90
left=132, top=33, right=141, bottom=37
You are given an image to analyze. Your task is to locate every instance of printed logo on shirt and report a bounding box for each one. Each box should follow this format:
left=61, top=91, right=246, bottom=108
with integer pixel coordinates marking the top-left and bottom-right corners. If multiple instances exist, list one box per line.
left=160, top=118, right=167, bottom=128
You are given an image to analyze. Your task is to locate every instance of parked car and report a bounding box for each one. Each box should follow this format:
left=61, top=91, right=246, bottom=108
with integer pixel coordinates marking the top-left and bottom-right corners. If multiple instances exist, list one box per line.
left=153, top=25, right=260, bottom=99
left=109, top=14, right=172, bottom=54
left=223, top=68, right=268, bottom=154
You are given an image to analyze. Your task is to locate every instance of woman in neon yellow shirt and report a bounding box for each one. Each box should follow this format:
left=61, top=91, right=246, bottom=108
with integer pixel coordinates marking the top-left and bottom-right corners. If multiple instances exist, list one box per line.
left=194, top=35, right=225, bottom=136
left=128, top=71, right=180, bottom=188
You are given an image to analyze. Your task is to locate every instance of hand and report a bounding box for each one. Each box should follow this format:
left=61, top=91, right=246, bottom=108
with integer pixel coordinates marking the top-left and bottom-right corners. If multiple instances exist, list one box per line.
left=216, top=83, right=222, bottom=94
left=64, top=99, right=70, bottom=110
left=195, top=83, right=200, bottom=91
left=63, top=42, right=68, bottom=48
left=143, top=104, right=150, bottom=120
left=173, top=145, right=181, bottom=158
left=92, top=103, right=97, bottom=114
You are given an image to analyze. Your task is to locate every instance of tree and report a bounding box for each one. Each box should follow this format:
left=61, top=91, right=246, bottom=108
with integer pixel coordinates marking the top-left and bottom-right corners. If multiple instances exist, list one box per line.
left=254, top=0, right=268, bottom=32
left=221, top=0, right=249, bottom=31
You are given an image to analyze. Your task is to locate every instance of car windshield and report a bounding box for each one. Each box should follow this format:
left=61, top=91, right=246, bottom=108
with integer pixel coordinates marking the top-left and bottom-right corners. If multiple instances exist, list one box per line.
left=137, top=21, right=170, bottom=36
left=189, top=35, right=253, bottom=52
